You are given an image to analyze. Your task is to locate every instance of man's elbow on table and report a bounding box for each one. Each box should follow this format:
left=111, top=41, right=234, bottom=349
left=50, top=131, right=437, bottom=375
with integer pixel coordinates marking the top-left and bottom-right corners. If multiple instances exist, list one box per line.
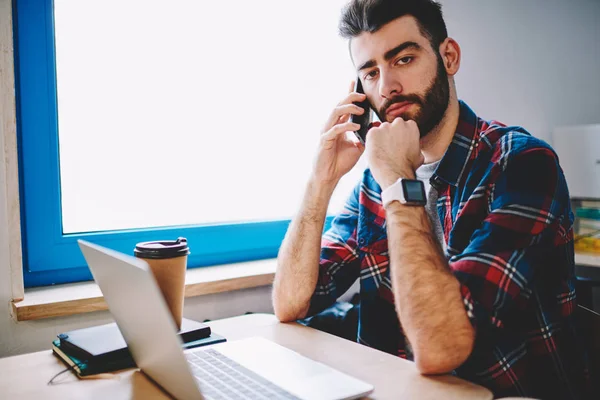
left=273, top=307, right=300, bottom=323
left=272, top=296, right=310, bottom=323
left=414, top=331, right=475, bottom=375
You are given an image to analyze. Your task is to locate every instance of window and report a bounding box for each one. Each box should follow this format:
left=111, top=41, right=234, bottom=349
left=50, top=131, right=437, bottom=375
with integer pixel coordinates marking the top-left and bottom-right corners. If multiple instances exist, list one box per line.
left=14, top=0, right=363, bottom=287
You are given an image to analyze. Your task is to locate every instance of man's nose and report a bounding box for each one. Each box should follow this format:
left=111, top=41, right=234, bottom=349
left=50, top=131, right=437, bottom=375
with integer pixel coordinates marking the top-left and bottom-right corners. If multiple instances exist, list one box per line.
left=378, top=70, right=403, bottom=99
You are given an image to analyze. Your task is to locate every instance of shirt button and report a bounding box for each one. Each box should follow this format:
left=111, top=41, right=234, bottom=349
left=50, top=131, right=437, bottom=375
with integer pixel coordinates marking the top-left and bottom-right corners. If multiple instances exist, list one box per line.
left=358, top=238, right=366, bottom=245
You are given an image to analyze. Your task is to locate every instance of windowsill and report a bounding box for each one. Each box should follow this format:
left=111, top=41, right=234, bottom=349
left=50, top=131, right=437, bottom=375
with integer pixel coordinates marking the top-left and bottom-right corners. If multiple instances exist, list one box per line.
left=11, top=259, right=276, bottom=321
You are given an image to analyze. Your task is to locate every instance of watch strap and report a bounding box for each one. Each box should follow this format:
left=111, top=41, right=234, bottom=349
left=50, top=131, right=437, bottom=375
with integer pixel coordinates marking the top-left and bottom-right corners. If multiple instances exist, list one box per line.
left=381, top=178, right=426, bottom=208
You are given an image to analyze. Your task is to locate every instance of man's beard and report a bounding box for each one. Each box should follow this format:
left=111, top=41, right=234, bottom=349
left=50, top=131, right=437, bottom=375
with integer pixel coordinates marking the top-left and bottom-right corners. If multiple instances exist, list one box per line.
left=376, top=56, right=450, bottom=138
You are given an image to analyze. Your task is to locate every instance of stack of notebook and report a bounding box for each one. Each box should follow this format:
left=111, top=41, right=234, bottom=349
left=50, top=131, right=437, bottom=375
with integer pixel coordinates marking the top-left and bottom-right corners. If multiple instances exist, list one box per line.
left=52, top=318, right=226, bottom=377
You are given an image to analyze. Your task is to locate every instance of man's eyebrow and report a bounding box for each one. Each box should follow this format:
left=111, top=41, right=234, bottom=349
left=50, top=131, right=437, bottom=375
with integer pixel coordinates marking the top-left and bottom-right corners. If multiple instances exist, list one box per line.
left=356, top=41, right=422, bottom=72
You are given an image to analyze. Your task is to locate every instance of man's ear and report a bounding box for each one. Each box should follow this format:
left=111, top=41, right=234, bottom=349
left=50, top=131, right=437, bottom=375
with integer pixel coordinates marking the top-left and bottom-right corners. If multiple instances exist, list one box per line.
left=439, top=38, right=461, bottom=76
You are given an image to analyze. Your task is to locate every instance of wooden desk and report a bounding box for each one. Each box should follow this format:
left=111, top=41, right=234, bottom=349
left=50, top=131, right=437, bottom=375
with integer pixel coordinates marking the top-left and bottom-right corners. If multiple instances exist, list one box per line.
left=0, top=314, right=492, bottom=400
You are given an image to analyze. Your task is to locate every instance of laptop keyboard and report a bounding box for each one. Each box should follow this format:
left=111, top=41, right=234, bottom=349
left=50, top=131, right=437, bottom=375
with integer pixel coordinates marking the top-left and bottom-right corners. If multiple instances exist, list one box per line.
left=186, top=348, right=301, bottom=400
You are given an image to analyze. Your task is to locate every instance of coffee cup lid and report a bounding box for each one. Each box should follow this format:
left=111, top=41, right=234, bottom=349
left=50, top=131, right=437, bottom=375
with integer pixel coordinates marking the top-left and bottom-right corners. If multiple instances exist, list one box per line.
left=134, top=237, right=190, bottom=259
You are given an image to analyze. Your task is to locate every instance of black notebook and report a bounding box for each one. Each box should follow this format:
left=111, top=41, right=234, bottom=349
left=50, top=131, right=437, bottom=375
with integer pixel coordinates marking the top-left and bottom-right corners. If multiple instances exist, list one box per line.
left=57, top=318, right=211, bottom=364
left=52, top=333, right=227, bottom=377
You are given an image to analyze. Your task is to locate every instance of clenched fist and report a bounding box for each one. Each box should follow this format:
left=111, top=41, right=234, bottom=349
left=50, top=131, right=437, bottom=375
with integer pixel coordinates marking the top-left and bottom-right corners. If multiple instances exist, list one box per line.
left=365, top=118, right=425, bottom=190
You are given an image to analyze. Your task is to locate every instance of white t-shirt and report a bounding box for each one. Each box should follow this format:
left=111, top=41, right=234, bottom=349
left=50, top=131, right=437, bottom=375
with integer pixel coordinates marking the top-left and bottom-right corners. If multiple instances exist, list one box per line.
left=415, top=160, right=446, bottom=252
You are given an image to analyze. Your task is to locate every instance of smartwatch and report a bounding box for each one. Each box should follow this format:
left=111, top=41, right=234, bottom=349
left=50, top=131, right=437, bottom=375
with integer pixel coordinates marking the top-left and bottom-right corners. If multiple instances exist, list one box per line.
left=381, top=178, right=427, bottom=208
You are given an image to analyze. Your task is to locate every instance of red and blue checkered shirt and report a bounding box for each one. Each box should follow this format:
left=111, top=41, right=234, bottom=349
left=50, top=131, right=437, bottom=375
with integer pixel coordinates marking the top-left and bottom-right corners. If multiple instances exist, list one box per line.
left=308, top=101, right=588, bottom=399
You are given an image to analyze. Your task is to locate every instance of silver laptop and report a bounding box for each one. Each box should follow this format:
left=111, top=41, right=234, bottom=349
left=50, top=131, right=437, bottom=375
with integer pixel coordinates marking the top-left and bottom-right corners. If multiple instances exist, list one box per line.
left=78, top=240, right=373, bottom=400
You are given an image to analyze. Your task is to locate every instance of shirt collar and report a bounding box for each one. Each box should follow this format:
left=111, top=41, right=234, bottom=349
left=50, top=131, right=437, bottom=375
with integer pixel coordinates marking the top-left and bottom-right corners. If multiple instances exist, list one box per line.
left=431, top=100, right=481, bottom=189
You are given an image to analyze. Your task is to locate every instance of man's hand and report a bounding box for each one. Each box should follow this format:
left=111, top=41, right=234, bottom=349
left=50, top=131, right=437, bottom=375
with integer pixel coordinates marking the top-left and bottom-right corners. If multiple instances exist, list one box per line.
left=312, top=82, right=367, bottom=186
left=273, top=82, right=368, bottom=323
left=365, top=118, right=425, bottom=189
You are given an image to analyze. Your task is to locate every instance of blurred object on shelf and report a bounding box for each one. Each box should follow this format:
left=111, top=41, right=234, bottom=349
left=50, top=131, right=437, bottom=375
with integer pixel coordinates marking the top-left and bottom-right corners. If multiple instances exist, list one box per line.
left=573, top=199, right=600, bottom=254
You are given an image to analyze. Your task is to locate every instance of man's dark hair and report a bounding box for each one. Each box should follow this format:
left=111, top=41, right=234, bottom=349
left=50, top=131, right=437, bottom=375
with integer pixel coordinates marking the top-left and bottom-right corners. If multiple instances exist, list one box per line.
left=339, top=0, right=448, bottom=50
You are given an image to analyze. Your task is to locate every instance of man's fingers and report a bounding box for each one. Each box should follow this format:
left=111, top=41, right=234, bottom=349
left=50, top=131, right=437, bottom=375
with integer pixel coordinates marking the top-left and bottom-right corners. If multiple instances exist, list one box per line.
left=333, top=104, right=364, bottom=120
left=354, top=140, right=365, bottom=151
left=320, top=83, right=366, bottom=134
left=322, top=121, right=360, bottom=142
left=338, top=91, right=367, bottom=106
left=324, top=102, right=365, bottom=132
left=335, top=113, right=351, bottom=126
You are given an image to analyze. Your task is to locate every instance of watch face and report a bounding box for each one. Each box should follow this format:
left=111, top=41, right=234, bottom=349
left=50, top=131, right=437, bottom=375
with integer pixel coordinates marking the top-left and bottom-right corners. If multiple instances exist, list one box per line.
left=401, top=179, right=426, bottom=204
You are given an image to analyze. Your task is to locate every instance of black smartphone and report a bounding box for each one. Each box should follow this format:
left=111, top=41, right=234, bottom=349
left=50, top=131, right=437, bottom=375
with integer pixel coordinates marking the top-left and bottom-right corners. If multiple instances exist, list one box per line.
left=349, top=78, right=372, bottom=144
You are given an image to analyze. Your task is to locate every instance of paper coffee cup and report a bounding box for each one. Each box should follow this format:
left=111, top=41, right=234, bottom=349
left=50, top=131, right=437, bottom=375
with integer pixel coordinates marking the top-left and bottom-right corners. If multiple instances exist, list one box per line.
left=134, top=237, right=189, bottom=330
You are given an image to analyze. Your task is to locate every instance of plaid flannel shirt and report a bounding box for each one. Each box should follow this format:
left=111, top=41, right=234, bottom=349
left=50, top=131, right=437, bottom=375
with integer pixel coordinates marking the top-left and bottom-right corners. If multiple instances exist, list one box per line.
left=308, top=100, right=588, bottom=399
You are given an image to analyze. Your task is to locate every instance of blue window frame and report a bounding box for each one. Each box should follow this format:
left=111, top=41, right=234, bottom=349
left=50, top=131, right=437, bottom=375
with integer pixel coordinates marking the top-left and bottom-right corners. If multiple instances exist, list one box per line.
left=14, top=0, right=332, bottom=287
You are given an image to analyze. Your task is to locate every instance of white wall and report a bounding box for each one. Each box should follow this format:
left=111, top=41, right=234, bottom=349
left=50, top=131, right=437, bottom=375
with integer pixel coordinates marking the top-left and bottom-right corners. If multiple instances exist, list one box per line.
left=441, top=0, right=600, bottom=143
left=2, top=0, right=600, bottom=358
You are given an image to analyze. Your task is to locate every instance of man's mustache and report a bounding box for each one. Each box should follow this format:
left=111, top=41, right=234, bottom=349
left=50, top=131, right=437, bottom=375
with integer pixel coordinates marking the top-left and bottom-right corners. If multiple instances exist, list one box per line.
left=380, top=94, right=423, bottom=117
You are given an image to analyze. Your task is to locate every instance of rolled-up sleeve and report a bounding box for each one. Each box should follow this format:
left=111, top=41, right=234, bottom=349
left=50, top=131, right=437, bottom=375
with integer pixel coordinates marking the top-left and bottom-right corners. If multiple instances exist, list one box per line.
left=449, top=143, right=572, bottom=332
left=307, top=183, right=361, bottom=316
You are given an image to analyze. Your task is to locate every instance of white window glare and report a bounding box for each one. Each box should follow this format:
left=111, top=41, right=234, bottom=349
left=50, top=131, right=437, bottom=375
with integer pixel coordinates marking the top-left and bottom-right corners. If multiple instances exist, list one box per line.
left=55, top=0, right=364, bottom=233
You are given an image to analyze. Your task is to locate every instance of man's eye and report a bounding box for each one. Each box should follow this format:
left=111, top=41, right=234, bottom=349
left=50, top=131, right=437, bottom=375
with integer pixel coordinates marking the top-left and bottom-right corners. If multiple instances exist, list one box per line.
left=364, top=70, right=379, bottom=80
left=396, top=56, right=413, bottom=65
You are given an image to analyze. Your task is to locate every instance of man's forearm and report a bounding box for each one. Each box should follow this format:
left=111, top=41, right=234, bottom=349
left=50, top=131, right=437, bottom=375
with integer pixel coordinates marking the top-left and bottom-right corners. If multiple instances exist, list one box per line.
left=386, top=202, right=474, bottom=374
left=272, top=178, right=336, bottom=322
